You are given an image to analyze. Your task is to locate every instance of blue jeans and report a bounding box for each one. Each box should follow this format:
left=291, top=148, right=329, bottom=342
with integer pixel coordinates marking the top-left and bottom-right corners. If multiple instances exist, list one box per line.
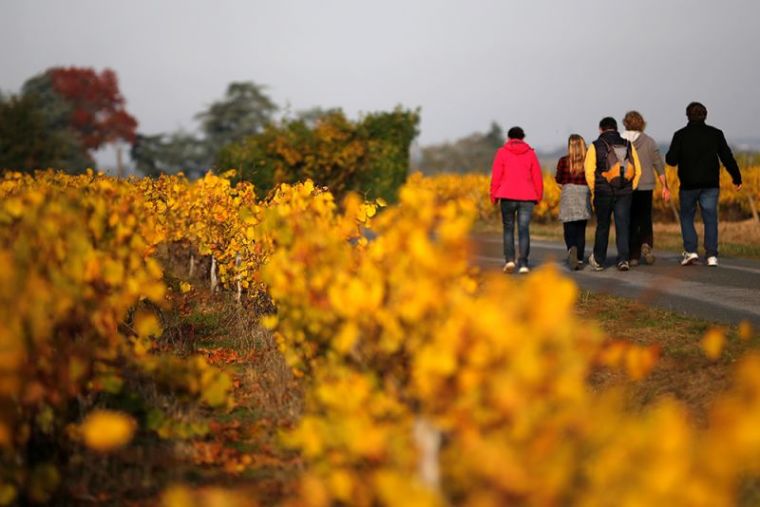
left=593, top=192, right=632, bottom=265
left=680, top=188, right=719, bottom=257
left=500, top=199, right=535, bottom=267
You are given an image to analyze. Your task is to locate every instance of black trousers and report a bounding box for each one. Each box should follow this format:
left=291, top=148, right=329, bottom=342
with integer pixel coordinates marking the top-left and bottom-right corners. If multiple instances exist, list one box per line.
left=593, top=192, right=632, bottom=265
left=630, top=190, right=654, bottom=260
left=562, top=220, right=587, bottom=260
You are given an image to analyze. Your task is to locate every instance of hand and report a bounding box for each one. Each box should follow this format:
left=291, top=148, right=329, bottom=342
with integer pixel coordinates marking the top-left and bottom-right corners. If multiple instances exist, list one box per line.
left=662, top=187, right=671, bottom=202
left=735, top=183, right=743, bottom=191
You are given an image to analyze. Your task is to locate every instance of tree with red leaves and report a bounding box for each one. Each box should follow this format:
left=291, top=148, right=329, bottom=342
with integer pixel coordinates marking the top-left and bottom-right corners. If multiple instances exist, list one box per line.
left=1, top=67, right=138, bottom=174
left=9, top=67, right=138, bottom=174
left=48, top=67, right=137, bottom=150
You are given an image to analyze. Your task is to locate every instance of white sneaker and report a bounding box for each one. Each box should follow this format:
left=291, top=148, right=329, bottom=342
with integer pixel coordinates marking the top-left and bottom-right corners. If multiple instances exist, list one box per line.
left=518, top=266, right=530, bottom=274
left=707, top=256, right=718, bottom=267
left=503, top=261, right=516, bottom=273
left=588, top=253, right=604, bottom=271
left=681, top=252, right=698, bottom=266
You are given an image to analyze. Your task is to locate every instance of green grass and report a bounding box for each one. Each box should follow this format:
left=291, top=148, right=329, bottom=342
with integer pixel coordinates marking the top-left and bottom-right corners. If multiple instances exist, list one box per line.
left=651, top=228, right=760, bottom=260
left=184, top=310, right=226, bottom=337
left=213, top=405, right=264, bottom=425
left=715, top=242, right=760, bottom=259
left=577, top=290, right=759, bottom=423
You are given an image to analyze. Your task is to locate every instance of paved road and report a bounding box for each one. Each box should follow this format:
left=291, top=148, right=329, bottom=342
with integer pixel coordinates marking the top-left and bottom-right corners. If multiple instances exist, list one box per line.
left=473, top=234, right=760, bottom=327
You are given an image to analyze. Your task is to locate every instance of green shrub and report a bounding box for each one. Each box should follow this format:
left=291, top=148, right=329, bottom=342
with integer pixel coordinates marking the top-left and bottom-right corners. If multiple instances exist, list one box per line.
left=217, top=107, right=419, bottom=202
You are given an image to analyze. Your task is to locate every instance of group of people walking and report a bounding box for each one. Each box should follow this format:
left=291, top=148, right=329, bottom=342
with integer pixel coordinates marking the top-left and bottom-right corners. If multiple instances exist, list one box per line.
left=489, top=102, right=743, bottom=273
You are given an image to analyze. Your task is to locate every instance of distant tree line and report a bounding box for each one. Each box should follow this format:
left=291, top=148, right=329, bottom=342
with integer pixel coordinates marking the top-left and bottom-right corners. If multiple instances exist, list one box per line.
left=130, top=81, right=278, bottom=178
left=1, top=66, right=420, bottom=199
left=417, top=121, right=504, bottom=174
left=131, top=83, right=419, bottom=201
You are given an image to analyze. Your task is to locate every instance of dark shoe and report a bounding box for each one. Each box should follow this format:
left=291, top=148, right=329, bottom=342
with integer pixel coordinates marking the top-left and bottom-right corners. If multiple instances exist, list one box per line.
left=641, top=243, right=655, bottom=265
left=568, top=246, right=579, bottom=271
left=617, top=261, right=630, bottom=271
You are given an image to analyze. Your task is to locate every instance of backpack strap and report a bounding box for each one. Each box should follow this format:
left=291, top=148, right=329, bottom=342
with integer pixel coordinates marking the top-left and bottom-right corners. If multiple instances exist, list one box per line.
left=602, top=138, right=633, bottom=162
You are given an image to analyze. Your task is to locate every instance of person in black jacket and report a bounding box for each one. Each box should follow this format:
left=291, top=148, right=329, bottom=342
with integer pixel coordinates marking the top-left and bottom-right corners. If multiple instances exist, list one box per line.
left=666, top=102, right=742, bottom=267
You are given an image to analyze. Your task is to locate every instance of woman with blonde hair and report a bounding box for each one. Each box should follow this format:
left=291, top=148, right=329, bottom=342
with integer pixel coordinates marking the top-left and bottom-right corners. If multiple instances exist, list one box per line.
left=555, top=134, right=592, bottom=270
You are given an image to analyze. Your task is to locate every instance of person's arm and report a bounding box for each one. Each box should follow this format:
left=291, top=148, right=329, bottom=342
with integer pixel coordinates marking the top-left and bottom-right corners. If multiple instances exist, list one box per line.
left=532, top=151, right=544, bottom=202
left=555, top=157, right=566, bottom=185
left=665, top=131, right=680, bottom=167
left=584, top=144, right=597, bottom=195
left=651, top=140, right=670, bottom=201
left=631, top=144, right=643, bottom=190
left=717, top=130, right=743, bottom=190
left=658, top=173, right=671, bottom=201
left=490, top=149, right=503, bottom=204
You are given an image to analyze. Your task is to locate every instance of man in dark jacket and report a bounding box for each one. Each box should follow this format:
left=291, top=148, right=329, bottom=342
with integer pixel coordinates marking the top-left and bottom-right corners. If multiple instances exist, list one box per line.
left=666, top=102, right=742, bottom=267
left=584, top=117, right=642, bottom=271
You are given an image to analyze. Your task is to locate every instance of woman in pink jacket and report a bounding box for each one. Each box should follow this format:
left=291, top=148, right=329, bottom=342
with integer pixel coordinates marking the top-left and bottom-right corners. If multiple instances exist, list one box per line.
left=489, top=126, right=544, bottom=274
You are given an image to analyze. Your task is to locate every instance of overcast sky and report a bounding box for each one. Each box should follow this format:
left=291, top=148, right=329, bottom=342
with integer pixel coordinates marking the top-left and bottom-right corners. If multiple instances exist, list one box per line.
left=2, top=0, right=759, bottom=156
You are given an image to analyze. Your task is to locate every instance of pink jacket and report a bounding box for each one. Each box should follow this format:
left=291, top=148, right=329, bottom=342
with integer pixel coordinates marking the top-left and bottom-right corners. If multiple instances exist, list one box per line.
left=489, top=139, right=544, bottom=204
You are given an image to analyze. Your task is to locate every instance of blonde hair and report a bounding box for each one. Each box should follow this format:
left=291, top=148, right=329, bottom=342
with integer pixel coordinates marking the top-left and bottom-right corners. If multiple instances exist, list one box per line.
left=567, top=134, right=586, bottom=175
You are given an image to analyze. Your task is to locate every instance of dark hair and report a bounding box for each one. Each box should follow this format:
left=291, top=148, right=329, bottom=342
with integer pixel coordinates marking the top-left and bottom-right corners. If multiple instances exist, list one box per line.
left=507, top=126, right=525, bottom=140
left=599, top=117, right=618, bottom=131
left=623, top=111, right=646, bottom=131
left=686, top=102, right=707, bottom=122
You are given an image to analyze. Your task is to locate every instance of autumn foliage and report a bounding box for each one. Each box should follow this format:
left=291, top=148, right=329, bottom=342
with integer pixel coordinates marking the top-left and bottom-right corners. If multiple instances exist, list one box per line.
left=1, top=67, right=139, bottom=173
left=0, top=171, right=232, bottom=504
left=658, top=164, right=760, bottom=220
left=217, top=108, right=419, bottom=203
left=2, top=169, right=760, bottom=506
left=417, top=166, right=760, bottom=224
left=407, top=171, right=560, bottom=222
left=48, top=67, right=137, bottom=150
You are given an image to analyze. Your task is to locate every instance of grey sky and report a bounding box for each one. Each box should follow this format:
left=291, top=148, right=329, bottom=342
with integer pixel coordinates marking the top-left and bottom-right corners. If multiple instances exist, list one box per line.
left=2, top=0, right=759, bottom=156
